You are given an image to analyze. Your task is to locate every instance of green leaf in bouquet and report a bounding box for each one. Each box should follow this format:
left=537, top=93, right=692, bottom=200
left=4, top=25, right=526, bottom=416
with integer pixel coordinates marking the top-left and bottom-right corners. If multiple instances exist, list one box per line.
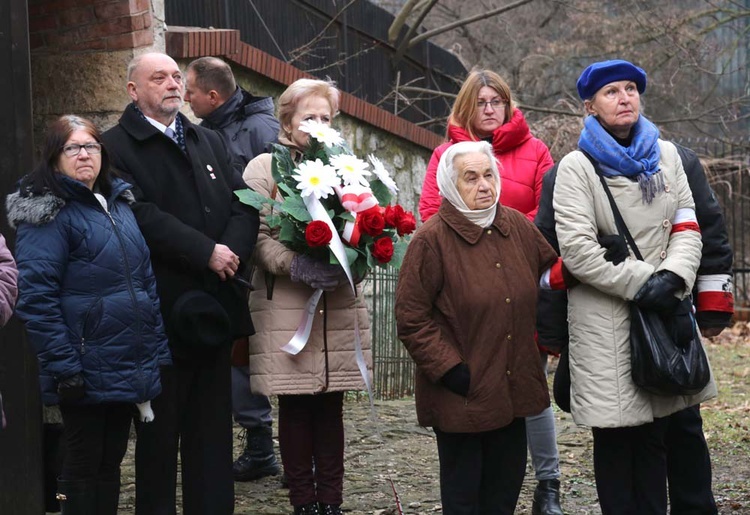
left=389, top=239, right=409, bottom=270
left=271, top=145, right=295, bottom=184
left=277, top=182, right=297, bottom=199
left=279, top=195, right=312, bottom=222
left=338, top=211, right=356, bottom=223
left=235, top=188, right=275, bottom=211
left=369, top=179, right=393, bottom=206
left=278, top=217, right=298, bottom=243
left=266, top=213, right=281, bottom=229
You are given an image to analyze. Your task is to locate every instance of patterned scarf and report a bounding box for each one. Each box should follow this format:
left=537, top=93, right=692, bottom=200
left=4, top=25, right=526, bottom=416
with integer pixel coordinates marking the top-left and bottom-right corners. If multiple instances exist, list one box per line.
left=578, top=115, right=663, bottom=203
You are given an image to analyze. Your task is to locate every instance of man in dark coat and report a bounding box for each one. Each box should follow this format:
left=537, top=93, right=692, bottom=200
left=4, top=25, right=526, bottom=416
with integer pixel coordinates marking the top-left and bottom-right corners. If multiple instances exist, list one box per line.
left=536, top=143, right=733, bottom=515
left=101, top=52, right=260, bottom=515
left=185, top=56, right=281, bottom=483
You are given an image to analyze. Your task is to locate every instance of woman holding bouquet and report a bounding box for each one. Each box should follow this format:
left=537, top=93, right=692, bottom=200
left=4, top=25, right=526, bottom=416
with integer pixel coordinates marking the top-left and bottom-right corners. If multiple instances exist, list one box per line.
left=242, top=78, right=372, bottom=515
left=396, top=140, right=558, bottom=514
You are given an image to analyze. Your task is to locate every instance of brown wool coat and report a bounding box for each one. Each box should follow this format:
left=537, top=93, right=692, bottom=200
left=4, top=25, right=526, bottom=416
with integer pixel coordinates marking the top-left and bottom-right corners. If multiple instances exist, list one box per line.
left=395, top=200, right=558, bottom=433
left=242, top=148, right=372, bottom=396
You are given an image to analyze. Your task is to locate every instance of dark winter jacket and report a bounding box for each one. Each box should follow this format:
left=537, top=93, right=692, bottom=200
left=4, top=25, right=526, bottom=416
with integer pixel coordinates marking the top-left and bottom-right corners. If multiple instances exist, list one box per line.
left=535, top=143, right=734, bottom=352
left=201, top=87, right=280, bottom=176
left=101, top=106, right=260, bottom=360
left=396, top=200, right=558, bottom=433
left=8, top=176, right=171, bottom=406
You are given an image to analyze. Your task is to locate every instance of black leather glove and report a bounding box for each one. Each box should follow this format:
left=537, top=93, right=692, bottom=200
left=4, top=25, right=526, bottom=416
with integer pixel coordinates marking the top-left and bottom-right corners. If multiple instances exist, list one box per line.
left=598, top=234, right=629, bottom=265
left=440, top=363, right=470, bottom=397
left=666, top=299, right=698, bottom=348
left=290, top=254, right=347, bottom=291
left=57, top=373, right=85, bottom=403
left=634, top=270, right=685, bottom=313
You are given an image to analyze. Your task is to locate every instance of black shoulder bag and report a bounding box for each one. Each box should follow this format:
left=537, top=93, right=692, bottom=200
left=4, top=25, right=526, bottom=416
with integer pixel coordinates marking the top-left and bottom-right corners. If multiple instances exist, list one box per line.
left=587, top=155, right=711, bottom=396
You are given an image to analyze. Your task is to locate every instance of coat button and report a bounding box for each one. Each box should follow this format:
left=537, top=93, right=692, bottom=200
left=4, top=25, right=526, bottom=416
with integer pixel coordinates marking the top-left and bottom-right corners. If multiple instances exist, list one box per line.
left=662, top=219, right=670, bottom=228
left=660, top=250, right=667, bottom=259
left=487, top=230, right=492, bottom=235
left=495, top=263, right=501, bottom=268
left=665, top=185, right=671, bottom=192
left=506, top=370, right=511, bottom=376
left=506, top=334, right=512, bottom=340
left=505, top=298, right=511, bottom=304
left=204, top=206, right=211, bottom=213
left=319, top=309, right=324, bottom=315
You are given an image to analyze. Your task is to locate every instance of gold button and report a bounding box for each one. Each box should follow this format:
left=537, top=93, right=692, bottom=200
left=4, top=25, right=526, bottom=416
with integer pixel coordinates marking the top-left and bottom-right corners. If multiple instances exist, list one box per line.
left=495, top=263, right=501, bottom=268
left=662, top=219, right=670, bottom=228
left=505, top=298, right=511, bottom=304
left=487, top=229, right=492, bottom=235
left=660, top=251, right=667, bottom=259
left=506, top=370, right=511, bottom=376
left=507, top=334, right=512, bottom=340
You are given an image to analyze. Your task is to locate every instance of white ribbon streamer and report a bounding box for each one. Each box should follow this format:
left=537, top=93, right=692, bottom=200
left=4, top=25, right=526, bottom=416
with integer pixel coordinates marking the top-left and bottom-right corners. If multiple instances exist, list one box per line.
left=281, top=288, right=324, bottom=355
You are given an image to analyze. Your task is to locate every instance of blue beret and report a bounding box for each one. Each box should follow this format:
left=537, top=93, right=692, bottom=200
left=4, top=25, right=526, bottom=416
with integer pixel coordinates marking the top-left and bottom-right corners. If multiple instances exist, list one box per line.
left=576, top=60, right=647, bottom=100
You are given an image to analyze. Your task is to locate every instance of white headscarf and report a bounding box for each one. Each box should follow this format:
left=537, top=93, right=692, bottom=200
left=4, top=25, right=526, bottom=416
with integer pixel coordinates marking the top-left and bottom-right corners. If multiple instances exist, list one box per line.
left=436, top=141, right=501, bottom=228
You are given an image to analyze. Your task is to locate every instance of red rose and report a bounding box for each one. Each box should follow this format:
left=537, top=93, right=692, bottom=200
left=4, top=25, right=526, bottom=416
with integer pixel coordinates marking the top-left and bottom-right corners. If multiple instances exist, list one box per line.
left=384, top=205, right=405, bottom=228
left=396, top=211, right=416, bottom=236
left=371, top=237, right=394, bottom=264
left=305, top=220, right=332, bottom=247
left=357, top=207, right=385, bottom=237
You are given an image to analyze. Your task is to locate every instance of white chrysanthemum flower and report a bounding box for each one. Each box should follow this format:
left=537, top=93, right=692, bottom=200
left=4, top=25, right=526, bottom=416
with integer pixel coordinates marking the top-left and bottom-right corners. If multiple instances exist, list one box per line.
left=292, top=159, right=340, bottom=199
left=368, top=155, right=399, bottom=194
left=298, top=120, right=344, bottom=148
left=330, top=154, right=371, bottom=187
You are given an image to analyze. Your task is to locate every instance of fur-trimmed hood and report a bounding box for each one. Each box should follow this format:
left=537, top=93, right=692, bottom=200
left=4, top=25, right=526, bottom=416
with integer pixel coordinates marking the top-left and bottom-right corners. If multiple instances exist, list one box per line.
left=6, top=177, right=135, bottom=229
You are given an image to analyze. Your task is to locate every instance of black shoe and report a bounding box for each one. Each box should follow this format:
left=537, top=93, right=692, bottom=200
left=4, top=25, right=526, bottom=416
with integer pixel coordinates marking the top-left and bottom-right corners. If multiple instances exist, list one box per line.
left=294, top=502, right=320, bottom=515
left=233, top=427, right=281, bottom=481
left=56, top=478, right=97, bottom=515
left=319, top=503, right=343, bottom=515
left=532, top=479, right=564, bottom=515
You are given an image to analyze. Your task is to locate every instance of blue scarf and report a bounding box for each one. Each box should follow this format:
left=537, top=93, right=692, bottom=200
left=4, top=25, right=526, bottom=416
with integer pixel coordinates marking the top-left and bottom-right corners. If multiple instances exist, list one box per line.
left=578, top=115, right=663, bottom=203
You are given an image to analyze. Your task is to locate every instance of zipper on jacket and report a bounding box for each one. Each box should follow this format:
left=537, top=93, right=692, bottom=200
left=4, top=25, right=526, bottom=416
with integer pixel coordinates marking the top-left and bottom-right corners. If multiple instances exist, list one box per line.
left=80, top=338, right=86, bottom=355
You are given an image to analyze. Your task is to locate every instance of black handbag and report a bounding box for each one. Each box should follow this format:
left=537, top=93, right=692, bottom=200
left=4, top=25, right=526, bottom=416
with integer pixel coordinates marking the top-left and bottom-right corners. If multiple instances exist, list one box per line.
left=588, top=154, right=711, bottom=396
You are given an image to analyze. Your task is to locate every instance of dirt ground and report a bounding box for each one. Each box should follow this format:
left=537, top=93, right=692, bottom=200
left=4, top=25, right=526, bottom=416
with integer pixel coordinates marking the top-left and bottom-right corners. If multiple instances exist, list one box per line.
left=114, top=330, right=750, bottom=515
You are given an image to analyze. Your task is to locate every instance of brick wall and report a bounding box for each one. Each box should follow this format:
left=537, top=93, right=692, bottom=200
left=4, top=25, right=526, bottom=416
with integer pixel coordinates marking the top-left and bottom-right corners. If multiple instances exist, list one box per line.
left=28, top=0, right=154, bottom=53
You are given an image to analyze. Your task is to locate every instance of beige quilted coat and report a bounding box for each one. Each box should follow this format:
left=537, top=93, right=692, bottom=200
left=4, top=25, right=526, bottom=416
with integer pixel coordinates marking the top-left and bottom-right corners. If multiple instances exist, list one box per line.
left=553, top=140, right=716, bottom=429
left=242, top=146, right=372, bottom=396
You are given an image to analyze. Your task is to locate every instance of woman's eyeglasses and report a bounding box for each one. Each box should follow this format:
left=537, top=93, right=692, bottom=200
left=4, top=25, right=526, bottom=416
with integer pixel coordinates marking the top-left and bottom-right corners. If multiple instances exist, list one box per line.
left=477, top=100, right=506, bottom=110
left=62, top=143, right=102, bottom=157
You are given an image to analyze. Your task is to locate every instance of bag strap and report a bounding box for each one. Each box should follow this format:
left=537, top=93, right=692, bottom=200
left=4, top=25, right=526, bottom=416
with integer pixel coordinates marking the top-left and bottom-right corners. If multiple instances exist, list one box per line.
left=580, top=151, right=645, bottom=262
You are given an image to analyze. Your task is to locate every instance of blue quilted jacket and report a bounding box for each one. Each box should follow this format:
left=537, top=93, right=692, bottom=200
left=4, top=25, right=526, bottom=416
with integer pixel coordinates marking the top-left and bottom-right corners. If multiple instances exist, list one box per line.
left=8, top=176, right=171, bottom=405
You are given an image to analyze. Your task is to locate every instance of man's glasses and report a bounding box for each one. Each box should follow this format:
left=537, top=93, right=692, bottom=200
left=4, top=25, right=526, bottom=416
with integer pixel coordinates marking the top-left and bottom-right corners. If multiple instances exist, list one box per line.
left=477, top=99, right=506, bottom=110
left=62, top=143, right=102, bottom=157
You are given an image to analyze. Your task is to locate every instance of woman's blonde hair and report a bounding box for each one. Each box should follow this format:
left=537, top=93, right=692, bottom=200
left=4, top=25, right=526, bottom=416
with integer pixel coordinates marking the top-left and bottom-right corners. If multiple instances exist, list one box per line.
left=277, top=79, right=341, bottom=139
left=449, top=69, right=514, bottom=140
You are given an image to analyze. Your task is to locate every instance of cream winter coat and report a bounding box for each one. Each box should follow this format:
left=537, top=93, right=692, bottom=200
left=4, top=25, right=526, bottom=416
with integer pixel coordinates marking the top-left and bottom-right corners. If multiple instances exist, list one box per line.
left=242, top=148, right=372, bottom=396
left=553, top=140, right=716, bottom=429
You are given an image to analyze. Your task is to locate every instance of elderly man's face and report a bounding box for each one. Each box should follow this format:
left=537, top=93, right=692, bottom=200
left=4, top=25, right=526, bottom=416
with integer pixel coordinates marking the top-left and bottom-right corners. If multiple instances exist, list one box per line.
left=127, top=53, right=184, bottom=125
left=455, top=152, right=497, bottom=210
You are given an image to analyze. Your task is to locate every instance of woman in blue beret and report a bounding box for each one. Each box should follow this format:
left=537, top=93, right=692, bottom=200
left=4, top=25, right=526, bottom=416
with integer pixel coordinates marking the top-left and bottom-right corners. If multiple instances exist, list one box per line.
left=551, top=60, right=715, bottom=514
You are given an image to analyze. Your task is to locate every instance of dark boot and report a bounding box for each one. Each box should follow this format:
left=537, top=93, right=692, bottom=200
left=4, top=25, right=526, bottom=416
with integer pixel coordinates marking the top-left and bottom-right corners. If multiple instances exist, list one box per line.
left=56, top=478, right=96, bottom=515
left=532, top=479, right=564, bottom=515
left=96, top=479, right=121, bottom=515
left=319, top=503, right=343, bottom=515
left=233, top=426, right=280, bottom=481
left=293, top=502, right=320, bottom=515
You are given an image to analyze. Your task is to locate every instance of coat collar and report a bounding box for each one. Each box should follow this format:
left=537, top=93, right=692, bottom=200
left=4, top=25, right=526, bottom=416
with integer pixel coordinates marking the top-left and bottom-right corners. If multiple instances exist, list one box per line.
left=437, top=198, right=510, bottom=244
left=119, top=103, right=198, bottom=145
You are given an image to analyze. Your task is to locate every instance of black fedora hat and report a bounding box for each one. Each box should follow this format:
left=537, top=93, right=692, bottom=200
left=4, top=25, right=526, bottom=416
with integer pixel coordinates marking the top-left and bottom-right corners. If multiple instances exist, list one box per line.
left=169, top=290, right=231, bottom=347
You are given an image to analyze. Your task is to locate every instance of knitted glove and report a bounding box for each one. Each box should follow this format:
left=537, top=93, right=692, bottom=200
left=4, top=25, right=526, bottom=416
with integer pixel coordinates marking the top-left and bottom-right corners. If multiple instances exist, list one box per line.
left=440, top=363, right=470, bottom=397
left=290, top=254, right=346, bottom=291
left=598, top=234, right=629, bottom=265
left=57, top=373, right=85, bottom=404
left=634, top=270, right=685, bottom=313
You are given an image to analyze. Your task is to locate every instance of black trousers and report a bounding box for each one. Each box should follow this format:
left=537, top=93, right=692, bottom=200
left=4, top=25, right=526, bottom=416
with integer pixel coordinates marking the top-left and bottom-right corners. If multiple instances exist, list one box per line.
left=59, top=402, right=132, bottom=481
left=434, top=418, right=527, bottom=515
left=666, top=405, right=718, bottom=515
left=592, top=418, right=669, bottom=515
left=134, top=345, right=234, bottom=515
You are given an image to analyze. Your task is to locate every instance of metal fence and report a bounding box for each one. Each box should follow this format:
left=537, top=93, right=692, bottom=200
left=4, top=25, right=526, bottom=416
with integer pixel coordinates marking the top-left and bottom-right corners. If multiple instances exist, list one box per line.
left=369, top=267, right=414, bottom=400
left=676, top=137, right=750, bottom=306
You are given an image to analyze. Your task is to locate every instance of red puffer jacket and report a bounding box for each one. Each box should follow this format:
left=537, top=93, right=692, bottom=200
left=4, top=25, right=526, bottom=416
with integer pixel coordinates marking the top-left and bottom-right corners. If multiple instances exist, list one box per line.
left=419, top=108, right=554, bottom=222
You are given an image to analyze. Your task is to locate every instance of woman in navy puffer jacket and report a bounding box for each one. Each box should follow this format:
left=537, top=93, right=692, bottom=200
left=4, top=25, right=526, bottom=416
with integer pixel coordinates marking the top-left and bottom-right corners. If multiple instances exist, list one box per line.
left=7, top=115, right=170, bottom=515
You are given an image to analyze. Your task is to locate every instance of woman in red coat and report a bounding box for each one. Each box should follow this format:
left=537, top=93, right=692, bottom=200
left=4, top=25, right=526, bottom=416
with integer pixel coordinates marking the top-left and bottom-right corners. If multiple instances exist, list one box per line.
left=418, top=69, right=562, bottom=515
